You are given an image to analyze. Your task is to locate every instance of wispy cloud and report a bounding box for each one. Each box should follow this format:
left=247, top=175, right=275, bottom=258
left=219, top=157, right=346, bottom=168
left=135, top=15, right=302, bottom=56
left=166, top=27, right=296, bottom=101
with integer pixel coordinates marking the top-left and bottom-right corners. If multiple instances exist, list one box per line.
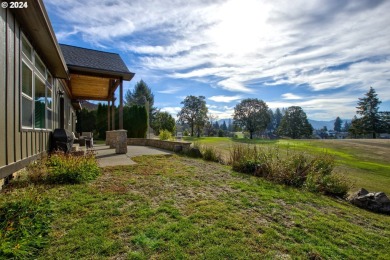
left=209, top=95, right=242, bottom=103
left=44, top=0, right=390, bottom=119
left=282, top=93, right=302, bottom=100
left=157, top=86, right=182, bottom=94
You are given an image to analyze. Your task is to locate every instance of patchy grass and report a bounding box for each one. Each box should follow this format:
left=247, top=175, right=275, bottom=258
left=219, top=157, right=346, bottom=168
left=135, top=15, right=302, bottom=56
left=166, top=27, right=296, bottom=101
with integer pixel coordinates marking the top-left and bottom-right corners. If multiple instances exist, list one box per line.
left=1, top=155, right=389, bottom=259
left=185, top=137, right=390, bottom=194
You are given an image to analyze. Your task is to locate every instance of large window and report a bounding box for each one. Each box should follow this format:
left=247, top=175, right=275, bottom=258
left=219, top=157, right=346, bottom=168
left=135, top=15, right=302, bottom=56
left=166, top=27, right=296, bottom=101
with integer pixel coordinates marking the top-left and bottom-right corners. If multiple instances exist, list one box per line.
left=21, top=35, right=53, bottom=130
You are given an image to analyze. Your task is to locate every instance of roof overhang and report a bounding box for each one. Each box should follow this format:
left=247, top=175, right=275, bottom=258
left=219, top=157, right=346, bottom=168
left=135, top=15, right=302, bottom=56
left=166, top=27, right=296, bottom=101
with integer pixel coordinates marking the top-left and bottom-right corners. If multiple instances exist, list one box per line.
left=66, top=64, right=134, bottom=101
left=11, top=0, right=68, bottom=78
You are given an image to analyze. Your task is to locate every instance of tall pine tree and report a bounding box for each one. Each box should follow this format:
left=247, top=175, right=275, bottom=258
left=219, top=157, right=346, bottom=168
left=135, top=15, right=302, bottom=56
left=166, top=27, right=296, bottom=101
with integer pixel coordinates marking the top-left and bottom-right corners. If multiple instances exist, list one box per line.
left=356, top=87, right=382, bottom=138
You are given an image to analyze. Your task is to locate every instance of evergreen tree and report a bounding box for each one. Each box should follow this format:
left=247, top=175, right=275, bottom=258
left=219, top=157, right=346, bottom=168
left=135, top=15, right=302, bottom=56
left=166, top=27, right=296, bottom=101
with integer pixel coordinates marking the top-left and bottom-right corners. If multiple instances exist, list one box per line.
left=221, top=121, right=228, bottom=131
left=266, top=109, right=274, bottom=133
left=342, top=121, right=351, bottom=132
left=356, top=87, right=382, bottom=138
left=274, top=108, right=283, bottom=131
left=334, top=117, right=343, bottom=132
left=123, top=105, right=148, bottom=138
left=125, top=80, right=157, bottom=124
left=96, top=103, right=108, bottom=139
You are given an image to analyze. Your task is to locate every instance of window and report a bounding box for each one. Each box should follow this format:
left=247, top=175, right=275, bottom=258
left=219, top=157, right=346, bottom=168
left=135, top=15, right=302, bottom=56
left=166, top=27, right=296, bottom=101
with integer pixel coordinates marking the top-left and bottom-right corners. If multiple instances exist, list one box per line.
left=21, top=34, right=53, bottom=130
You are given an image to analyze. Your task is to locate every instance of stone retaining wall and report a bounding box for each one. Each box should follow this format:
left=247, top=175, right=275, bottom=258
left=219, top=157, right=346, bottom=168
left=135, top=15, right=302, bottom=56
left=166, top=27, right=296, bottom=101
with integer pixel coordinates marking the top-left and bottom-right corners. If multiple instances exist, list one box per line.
left=127, top=138, right=191, bottom=151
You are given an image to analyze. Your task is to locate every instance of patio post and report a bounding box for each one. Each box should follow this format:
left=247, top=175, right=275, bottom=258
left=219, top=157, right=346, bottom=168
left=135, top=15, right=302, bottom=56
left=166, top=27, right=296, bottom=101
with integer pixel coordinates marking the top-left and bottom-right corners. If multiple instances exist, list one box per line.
left=107, top=99, right=111, bottom=131
left=119, top=79, right=123, bottom=129
left=111, top=95, right=115, bottom=130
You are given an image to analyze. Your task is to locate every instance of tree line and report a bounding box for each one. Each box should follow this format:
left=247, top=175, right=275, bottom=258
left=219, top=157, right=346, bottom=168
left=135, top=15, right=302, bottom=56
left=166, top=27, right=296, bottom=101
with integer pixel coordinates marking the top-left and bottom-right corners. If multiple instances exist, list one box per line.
left=177, top=96, right=313, bottom=139
left=77, top=81, right=389, bottom=140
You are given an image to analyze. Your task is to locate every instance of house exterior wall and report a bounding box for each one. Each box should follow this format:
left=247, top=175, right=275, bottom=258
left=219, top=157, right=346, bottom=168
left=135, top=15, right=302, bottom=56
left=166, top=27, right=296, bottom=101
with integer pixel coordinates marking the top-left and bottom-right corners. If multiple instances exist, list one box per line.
left=0, top=8, right=74, bottom=179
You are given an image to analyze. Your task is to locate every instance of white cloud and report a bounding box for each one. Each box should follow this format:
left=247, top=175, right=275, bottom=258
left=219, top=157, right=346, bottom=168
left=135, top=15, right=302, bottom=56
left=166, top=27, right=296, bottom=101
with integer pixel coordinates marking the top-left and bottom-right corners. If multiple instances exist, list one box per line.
left=160, top=107, right=181, bottom=119
left=157, top=86, right=182, bottom=94
left=282, top=93, right=302, bottom=100
left=44, top=0, right=390, bottom=120
left=209, top=95, right=242, bottom=103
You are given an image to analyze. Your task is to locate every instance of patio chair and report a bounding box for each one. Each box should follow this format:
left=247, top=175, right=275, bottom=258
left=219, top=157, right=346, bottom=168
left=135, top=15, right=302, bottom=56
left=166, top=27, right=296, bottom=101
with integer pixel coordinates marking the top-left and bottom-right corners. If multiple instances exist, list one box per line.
left=81, top=132, right=94, bottom=148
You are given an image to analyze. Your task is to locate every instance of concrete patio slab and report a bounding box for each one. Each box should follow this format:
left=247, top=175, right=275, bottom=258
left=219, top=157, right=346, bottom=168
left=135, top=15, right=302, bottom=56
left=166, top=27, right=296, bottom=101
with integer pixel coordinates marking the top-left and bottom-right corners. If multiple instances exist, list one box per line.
left=94, top=144, right=172, bottom=167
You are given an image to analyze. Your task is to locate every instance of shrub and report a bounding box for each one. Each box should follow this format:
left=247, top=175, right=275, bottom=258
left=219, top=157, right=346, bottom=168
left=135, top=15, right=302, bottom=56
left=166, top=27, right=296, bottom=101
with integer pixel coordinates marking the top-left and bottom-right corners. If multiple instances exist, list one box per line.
left=230, top=144, right=262, bottom=173
left=0, top=190, right=52, bottom=258
left=199, top=145, right=223, bottom=163
left=159, top=129, right=173, bottom=141
left=228, top=144, right=349, bottom=196
left=27, top=152, right=101, bottom=184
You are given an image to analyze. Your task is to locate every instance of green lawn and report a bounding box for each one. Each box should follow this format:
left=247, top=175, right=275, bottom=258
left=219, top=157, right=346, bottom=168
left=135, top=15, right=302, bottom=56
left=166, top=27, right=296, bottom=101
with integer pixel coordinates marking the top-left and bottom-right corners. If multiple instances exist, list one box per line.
left=2, top=155, right=389, bottom=259
left=184, top=137, right=390, bottom=194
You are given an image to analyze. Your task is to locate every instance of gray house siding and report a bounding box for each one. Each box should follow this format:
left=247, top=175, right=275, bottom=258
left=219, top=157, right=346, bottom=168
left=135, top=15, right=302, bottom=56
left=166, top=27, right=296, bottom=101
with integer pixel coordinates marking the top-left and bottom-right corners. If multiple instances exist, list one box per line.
left=0, top=8, right=74, bottom=179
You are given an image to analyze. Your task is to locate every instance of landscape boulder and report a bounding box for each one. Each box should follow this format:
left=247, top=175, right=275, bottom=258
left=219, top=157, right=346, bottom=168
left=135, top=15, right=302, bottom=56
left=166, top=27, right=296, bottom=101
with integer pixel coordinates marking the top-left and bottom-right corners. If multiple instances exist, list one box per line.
left=348, top=188, right=390, bottom=215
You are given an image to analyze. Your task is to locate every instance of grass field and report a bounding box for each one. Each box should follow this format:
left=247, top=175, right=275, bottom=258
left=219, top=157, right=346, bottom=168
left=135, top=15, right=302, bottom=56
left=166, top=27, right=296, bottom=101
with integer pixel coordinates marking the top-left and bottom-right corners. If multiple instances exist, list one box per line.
left=184, top=137, right=390, bottom=194
left=2, top=155, right=390, bottom=259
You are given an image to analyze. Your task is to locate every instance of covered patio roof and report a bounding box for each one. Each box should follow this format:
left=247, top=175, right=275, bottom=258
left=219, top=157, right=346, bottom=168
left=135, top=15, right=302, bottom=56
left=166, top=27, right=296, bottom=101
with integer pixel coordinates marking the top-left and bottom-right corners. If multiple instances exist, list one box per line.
left=60, top=44, right=135, bottom=101
left=60, top=44, right=135, bottom=130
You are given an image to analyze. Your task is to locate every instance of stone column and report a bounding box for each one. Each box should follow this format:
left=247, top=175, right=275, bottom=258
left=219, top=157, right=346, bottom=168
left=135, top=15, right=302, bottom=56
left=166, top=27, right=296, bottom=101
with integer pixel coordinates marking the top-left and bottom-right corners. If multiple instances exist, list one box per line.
left=115, top=129, right=128, bottom=154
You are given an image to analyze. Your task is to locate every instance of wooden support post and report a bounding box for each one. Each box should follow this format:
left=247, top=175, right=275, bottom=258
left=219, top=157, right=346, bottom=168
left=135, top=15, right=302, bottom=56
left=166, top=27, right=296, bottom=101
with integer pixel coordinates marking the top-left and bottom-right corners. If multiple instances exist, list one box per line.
left=107, top=100, right=111, bottom=131
left=111, top=95, right=115, bottom=130
left=119, top=79, right=123, bottom=129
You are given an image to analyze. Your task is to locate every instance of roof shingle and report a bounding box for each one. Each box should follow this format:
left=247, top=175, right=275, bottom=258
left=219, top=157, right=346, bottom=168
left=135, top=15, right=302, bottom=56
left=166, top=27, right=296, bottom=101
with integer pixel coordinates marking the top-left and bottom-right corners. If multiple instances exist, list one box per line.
left=60, top=44, right=134, bottom=80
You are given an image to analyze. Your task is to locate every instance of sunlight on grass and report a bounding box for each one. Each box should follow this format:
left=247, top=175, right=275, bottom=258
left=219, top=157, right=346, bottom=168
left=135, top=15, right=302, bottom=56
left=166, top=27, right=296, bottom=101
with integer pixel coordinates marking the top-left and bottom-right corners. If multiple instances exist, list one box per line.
left=186, top=137, right=390, bottom=194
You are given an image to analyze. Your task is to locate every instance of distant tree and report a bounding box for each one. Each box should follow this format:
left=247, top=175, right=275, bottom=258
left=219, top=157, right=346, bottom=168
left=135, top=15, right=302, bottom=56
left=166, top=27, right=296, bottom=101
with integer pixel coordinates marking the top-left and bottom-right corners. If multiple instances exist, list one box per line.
left=151, top=111, right=176, bottom=135
left=274, top=108, right=283, bottom=131
left=204, top=114, right=218, bottom=136
left=319, top=126, right=328, bottom=139
left=342, top=121, right=351, bottom=132
left=334, top=117, right=343, bottom=132
left=124, top=105, right=148, bottom=138
left=125, top=80, right=157, bottom=123
left=221, top=121, right=228, bottom=131
left=228, top=119, right=233, bottom=132
left=348, top=116, right=364, bottom=138
left=177, top=96, right=208, bottom=137
left=277, top=106, right=313, bottom=139
left=266, top=109, right=274, bottom=133
left=379, top=111, right=390, bottom=133
left=213, top=121, right=220, bottom=130
left=233, top=98, right=271, bottom=139
left=355, top=87, right=382, bottom=138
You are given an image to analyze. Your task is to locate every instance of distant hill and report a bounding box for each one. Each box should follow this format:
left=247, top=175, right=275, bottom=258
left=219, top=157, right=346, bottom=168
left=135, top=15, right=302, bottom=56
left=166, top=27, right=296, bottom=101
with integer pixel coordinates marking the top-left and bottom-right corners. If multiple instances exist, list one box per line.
left=80, top=100, right=99, bottom=111
left=308, top=119, right=351, bottom=130
left=214, top=118, right=351, bottom=131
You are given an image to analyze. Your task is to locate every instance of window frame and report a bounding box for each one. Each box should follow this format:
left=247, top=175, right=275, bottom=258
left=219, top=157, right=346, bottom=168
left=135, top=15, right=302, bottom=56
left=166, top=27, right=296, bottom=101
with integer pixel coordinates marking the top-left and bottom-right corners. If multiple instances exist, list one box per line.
left=20, top=33, right=54, bottom=131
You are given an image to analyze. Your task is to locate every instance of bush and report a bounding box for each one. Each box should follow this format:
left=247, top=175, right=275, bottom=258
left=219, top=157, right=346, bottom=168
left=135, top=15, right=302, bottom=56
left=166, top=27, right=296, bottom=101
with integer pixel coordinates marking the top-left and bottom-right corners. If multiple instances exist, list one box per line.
left=159, top=129, right=173, bottom=141
left=229, top=144, right=349, bottom=196
left=0, top=190, right=52, bottom=258
left=200, top=145, right=223, bottom=163
left=27, top=152, right=101, bottom=184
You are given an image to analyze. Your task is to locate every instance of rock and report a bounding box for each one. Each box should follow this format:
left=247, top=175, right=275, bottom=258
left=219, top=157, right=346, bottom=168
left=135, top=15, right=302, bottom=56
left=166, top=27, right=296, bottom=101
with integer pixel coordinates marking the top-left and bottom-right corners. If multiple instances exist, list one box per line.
left=348, top=188, right=390, bottom=215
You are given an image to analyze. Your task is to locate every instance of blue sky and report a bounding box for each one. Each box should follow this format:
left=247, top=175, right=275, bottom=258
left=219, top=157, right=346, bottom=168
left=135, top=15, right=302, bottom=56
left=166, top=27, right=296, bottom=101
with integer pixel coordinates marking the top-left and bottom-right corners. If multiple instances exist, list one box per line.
left=43, top=0, right=390, bottom=120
